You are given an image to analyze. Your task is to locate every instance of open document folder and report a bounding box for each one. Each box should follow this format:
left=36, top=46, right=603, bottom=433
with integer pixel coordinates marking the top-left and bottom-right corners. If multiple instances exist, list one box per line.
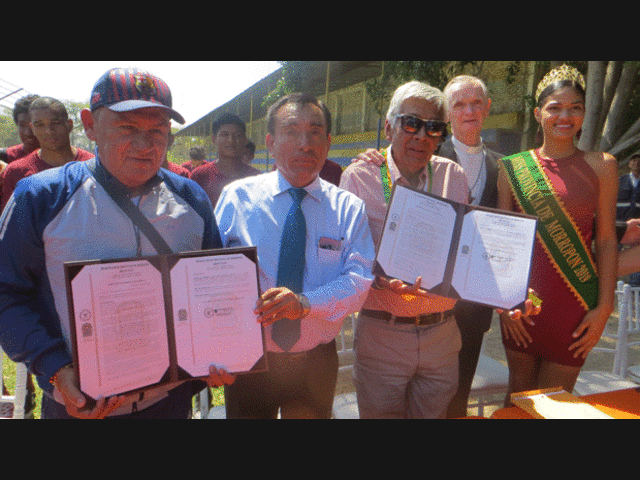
left=64, top=247, right=266, bottom=401
left=374, top=184, right=538, bottom=310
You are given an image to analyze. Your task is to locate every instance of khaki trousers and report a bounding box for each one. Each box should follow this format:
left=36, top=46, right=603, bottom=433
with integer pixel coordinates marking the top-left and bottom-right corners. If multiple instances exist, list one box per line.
left=354, top=313, right=461, bottom=419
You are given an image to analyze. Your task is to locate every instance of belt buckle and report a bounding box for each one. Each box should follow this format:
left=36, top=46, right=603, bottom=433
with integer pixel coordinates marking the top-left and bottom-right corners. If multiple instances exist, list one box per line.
left=419, top=312, right=443, bottom=326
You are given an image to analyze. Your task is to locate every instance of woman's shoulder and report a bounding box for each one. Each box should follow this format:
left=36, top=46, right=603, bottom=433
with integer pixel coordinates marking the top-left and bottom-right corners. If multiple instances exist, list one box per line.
left=583, top=149, right=617, bottom=175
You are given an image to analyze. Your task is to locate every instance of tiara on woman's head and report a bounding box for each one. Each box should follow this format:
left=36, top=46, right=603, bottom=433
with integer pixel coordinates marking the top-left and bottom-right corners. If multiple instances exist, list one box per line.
left=535, top=64, right=586, bottom=102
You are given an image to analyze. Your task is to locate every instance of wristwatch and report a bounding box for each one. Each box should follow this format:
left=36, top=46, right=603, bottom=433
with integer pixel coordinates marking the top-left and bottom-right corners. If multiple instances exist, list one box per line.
left=298, top=294, right=311, bottom=319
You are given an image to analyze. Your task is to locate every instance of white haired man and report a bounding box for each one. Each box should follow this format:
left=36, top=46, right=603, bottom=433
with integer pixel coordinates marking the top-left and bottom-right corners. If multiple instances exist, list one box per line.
left=340, top=81, right=469, bottom=418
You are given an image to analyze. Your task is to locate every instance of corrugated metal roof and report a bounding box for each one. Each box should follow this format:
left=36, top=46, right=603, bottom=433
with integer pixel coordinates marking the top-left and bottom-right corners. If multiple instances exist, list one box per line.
left=0, top=77, right=34, bottom=113
left=175, top=61, right=383, bottom=137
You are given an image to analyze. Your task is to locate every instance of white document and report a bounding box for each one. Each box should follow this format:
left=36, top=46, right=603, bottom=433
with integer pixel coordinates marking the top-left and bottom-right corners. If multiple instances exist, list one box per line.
left=170, top=253, right=263, bottom=376
left=67, top=248, right=264, bottom=400
left=376, top=185, right=457, bottom=290
left=374, top=184, right=537, bottom=309
left=451, top=209, right=538, bottom=310
left=70, top=260, right=170, bottom=400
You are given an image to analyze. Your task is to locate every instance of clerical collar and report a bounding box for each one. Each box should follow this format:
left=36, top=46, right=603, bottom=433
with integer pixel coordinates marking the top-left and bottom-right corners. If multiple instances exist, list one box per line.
left=452, top=135, right=484, bottom=156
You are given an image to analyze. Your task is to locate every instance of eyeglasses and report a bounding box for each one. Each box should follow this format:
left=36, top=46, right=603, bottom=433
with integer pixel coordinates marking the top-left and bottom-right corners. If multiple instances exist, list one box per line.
left=397, top=115, right=448, bottom=137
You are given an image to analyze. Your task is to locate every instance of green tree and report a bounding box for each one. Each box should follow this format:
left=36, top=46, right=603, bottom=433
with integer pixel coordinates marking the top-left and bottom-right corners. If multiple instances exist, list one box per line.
left=0, top=107, right=20, bottom=149
left=578, top=61, right=640, bottom=163
left=261, top=61, right=307, bottom=107
left=167, top=133, right=209, bottom=166
left=64, top=101, right=94, bottom=152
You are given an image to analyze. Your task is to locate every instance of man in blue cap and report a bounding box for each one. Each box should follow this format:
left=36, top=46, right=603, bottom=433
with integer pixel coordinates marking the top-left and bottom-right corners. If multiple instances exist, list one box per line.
left=0, top=67, right=233, bottom=419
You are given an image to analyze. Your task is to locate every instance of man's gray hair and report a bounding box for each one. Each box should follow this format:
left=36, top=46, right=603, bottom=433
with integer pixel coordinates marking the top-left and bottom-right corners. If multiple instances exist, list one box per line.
left=443, top=75, right=489, bottom=101
left=386, top=81, right=447, bottom=125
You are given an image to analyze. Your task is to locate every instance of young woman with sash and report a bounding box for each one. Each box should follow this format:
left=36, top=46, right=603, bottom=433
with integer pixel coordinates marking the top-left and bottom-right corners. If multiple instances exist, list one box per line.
left=497, top=65, right=618, bottom=399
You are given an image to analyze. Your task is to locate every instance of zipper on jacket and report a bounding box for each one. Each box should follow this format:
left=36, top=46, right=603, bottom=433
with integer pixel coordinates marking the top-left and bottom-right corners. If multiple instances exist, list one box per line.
left=133, top=196, right=143, bottom=257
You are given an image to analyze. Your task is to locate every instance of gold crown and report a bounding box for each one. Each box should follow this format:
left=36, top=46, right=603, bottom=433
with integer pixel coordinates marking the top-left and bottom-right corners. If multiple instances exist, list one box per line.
left=535, top=64, right=586, bottom=101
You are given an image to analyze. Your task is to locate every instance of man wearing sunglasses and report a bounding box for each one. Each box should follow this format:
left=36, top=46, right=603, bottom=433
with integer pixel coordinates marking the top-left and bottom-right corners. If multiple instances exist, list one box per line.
left=440, top=75, right=505, bottom=418
left=340, top=81, right=470, bottom=419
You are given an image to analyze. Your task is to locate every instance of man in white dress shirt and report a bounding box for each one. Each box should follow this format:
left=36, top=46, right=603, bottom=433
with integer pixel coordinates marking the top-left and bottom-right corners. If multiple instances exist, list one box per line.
left=215, top=92, right=375, bottom=419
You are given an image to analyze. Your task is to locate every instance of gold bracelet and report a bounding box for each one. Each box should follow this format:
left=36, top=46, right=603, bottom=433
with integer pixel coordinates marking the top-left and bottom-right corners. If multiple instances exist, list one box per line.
left=49, top=363, right=73, bottom=387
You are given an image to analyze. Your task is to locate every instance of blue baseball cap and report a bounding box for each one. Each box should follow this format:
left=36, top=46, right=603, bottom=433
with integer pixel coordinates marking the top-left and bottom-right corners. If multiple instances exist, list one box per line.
left=90, top=67, right=185, bottom=124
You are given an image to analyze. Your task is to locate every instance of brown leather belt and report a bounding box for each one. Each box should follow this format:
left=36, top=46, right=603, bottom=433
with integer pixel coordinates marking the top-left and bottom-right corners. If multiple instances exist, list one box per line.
left=361, top=308, right=455, bottom=326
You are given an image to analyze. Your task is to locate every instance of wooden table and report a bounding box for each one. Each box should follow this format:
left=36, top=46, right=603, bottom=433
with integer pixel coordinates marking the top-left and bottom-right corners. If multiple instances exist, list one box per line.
left=491, top=387, right=640, bottom=419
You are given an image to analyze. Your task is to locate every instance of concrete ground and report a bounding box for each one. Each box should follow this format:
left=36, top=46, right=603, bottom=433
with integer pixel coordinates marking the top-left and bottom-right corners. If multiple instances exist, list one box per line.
left=333, top=305, right=640, bottom=418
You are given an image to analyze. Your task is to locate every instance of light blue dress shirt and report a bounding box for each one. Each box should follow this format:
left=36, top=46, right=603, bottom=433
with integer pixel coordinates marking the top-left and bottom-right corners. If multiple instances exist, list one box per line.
left=215, top=170, right=375, bottom=353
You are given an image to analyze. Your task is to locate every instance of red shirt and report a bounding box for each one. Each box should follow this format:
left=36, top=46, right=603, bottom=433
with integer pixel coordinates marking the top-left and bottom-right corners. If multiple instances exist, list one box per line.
left=181, top=160, right=209, bottom=172
left=165, top=161, right=190, bottom=178
left=190, top=161, right=261, bottom=207
left=5, top=143, right=37, bottom=163
left=319, top=158, right=343, bottom=186
left=1, top=148, right=94, bottom=211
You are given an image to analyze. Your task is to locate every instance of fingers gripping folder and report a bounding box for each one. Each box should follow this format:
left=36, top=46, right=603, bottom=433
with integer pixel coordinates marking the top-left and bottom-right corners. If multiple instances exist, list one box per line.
left=373, top=183, right=538, bottom=311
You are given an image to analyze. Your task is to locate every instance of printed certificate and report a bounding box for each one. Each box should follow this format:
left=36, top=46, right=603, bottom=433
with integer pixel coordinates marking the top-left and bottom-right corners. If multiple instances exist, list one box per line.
left=64, top=247, right=265, bottom=400
left=374, top=184, right=538, bottom=310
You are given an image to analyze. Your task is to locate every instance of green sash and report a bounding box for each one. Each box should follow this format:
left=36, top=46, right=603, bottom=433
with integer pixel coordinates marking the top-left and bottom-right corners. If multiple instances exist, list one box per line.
left=379, top=148, right=432, bottom=203
left=501, top=150, right=598, bottom=311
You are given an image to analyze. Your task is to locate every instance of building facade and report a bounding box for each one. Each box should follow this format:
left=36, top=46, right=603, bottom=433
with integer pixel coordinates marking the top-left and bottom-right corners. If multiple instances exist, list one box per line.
left=175, top=61, right=538, bottom=171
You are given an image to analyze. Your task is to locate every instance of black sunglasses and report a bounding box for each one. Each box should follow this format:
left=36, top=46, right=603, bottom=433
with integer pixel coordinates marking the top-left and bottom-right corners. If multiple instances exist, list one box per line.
left=397, top=115, right=448, bottom=137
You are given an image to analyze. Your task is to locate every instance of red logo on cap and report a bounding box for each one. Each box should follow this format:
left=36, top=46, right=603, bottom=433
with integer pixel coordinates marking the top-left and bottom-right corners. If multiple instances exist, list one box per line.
left=135, top=73, right=157, bottom=97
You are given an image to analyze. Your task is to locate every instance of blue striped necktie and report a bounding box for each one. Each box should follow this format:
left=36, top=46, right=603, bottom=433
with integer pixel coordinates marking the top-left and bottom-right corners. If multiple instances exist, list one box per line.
left=273, top=187, right=307, bottom=351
